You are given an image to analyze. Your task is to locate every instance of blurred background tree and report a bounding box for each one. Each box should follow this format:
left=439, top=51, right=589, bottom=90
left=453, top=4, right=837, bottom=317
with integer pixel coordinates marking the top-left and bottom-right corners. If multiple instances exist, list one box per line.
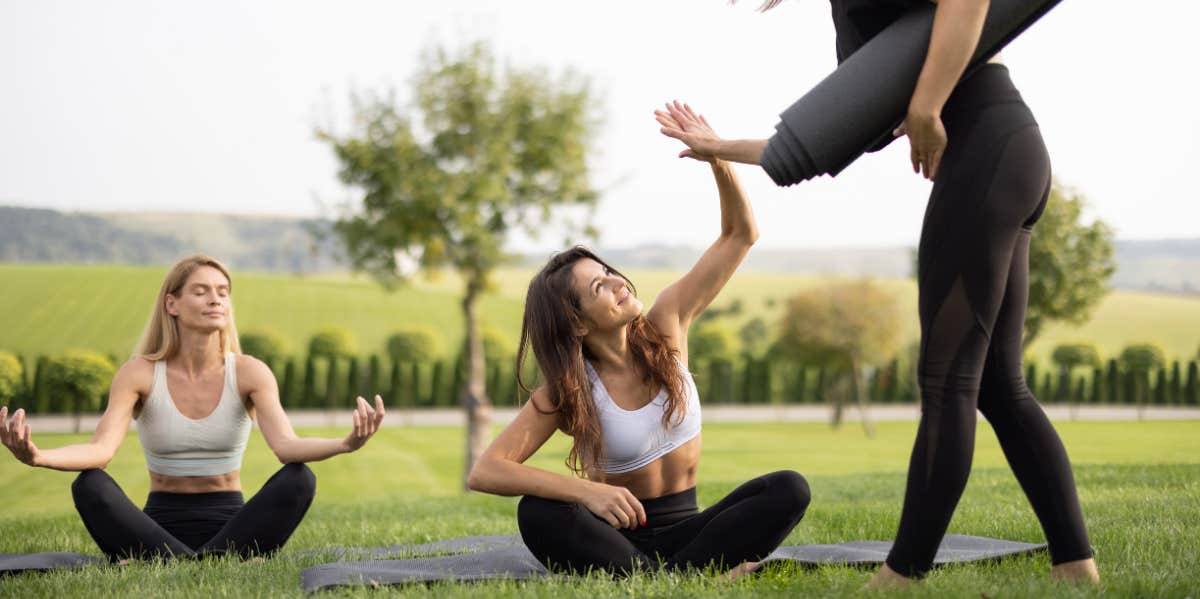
left=317, top=41, right=601, bottom=487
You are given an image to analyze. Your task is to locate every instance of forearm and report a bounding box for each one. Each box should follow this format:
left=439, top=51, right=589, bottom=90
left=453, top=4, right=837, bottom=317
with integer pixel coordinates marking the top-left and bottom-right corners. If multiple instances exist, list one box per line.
left=713, top=139, right=767, bottom=166
left=270, top=436, right=348, bottom=464
left=909, top=0, right=990, bottom=116
left=33, top=443, right=113, bottom=471
left=468, top=456, right=595, bottom=502
left=711, top=161, right=758, bottom=243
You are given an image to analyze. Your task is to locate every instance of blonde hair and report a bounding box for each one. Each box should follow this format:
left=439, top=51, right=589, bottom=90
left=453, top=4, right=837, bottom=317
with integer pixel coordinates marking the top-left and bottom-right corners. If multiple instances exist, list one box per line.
left=135, top=255, right=242, bottom=361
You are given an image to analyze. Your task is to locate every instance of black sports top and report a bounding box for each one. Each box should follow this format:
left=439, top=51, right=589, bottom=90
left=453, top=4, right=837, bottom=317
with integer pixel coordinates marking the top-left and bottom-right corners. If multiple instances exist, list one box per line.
left=831, top=0, right=925, bottom=63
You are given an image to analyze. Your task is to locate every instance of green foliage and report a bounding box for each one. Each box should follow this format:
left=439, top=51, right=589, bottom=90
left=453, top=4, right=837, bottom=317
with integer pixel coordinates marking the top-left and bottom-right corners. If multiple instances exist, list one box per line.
left=324, top=357, right=342, bottom=410
left=302, top=355, right=317, bottom=408
left=1120, top=343, right=1166, bottom=373
left=240, top=329, right=287, bottom=365
left=774, top=280, right=902, bottom=371
left=1186, top=361, right=1199, bottom=406
left=737, top=317, right=770, bottom=357
left=386, top=329, right=439, bottom=363
left=280, top=358, right=298, bottom=408
left=689, top=325, right=737, bottom=363
left=41, top=350, right=114, bottom=417
left=481, top=328, right=514, bottom=365
left=0, top=351, right=22, bottom=406
left=1025, top=182, right=1116, bottom=346
left=1051, top=343, right=1100, bottom=372
left=316, top=40, right=599, bottom=288
left=308, top=327, right=356, bottom=360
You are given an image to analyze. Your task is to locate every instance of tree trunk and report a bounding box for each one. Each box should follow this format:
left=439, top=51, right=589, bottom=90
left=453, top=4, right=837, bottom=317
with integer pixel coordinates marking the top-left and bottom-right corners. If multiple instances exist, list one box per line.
left=461, top=276, right=492, bottom=491
left=850, top=361, right=876, bottom=438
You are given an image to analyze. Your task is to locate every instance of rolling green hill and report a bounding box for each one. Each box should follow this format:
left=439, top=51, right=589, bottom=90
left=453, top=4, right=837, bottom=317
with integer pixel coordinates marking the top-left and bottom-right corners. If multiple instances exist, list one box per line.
left=0, top=263, right=1196, bottom=367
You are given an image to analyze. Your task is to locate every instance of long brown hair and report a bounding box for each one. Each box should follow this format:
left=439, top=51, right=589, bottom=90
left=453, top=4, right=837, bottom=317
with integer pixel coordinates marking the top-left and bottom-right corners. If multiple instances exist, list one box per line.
left=516, top=246, right=687, bottom=477
left=135, top=255, right=241, bottom=361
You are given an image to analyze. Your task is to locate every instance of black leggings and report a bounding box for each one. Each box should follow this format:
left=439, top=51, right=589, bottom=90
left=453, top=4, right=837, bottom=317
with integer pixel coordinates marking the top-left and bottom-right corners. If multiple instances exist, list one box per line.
left=517, top=470, right=810, bottom=575
left=71, top=463, right=316, bottom=561
left=886, top=64, right=1093, bottom=578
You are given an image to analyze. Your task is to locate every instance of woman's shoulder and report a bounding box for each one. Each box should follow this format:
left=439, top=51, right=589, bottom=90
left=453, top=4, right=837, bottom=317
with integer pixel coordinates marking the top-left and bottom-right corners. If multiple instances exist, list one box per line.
left=114, top=356, right=155, bottom=384
left=233, top=353, right=273, bottom=383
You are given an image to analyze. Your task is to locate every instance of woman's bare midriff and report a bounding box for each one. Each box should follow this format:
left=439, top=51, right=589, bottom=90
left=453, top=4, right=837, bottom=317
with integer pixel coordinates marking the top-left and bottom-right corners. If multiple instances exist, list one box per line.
left=597, top=436, right=702, bottom=500
left=149, top=470, right=242, bottom=493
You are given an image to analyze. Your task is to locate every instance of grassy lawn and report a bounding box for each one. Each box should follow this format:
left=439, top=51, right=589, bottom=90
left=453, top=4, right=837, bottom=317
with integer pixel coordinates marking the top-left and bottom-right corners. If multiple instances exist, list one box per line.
left=1, top=420, right=1197, bottom=597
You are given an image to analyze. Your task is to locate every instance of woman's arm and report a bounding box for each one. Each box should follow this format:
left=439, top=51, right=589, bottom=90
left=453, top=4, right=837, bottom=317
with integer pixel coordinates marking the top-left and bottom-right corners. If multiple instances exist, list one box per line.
left=658, top=101, right=766, bottom=166
left=0, top=360, right=146, bottom=471
left=467, top=388, right=647, bottom=529
left=242, top=356, right=384, bottom=464
left=651, top=102, right=758, bottom=360
left=900, top=0, right=990, bottom=180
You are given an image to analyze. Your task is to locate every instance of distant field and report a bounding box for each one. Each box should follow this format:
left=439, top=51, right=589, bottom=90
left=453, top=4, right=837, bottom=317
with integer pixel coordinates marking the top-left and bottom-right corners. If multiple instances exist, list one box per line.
left=0, top=263, right=1197, bottom=367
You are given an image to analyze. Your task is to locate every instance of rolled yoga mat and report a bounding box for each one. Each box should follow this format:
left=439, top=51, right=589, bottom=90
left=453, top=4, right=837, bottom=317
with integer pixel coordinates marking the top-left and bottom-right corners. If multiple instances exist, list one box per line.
left=299, top=533, right=1047, bottom=591
left=759, top=0, right=1062, bottom=185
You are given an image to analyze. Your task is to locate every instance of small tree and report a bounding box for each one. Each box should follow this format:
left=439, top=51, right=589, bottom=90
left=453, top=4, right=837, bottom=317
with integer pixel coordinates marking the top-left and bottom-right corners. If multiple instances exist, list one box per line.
left=738, top=317, right=771, bottom=358
left=280, top=358, right=298, bottom=408
left=1185, top=361, right=1199, bottom=406
left=774, top=280, right=902, bottom=435
left=309, top=327, right=356, bottom=361
left=0, top=352, right=23, bottom=409
left=1024, top=182, right=1116, bottom=347
left=689, top=325, right=738, bottom=364
left=386, top=329, right=439, bottom=364
left=41, top=351, right=114, bottom=432
left=1119, top=343, right=1165, bottom=416
left=1051, top=343, right=1099, bottom=409
left=302, top=355, right=317, bottom=408
left=240, top=329, right=287, bottom=366
left=318, top=41, right=600, bottom=485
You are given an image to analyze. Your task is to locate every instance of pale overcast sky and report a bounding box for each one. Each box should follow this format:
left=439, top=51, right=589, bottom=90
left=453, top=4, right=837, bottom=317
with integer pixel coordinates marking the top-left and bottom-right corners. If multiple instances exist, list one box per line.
left=1, top=0, right=1197, bottom=250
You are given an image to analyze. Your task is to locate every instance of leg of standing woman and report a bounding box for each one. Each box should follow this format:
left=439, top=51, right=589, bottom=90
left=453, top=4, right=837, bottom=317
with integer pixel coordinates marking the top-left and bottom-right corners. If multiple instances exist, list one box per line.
left=71, top=469, right=195, bottom=561
left=197, top=462, right=317, bottom=557
left=882, top=66, right=1092, bottom=579
left=977, top=216, right=1095, bottom=571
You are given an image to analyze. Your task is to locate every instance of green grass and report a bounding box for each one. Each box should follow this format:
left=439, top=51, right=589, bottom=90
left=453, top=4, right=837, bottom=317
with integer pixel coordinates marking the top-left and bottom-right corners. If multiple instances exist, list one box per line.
left=1, top=420, right=1198, bottom=597
left=1, top=263, right=1198, bottom=367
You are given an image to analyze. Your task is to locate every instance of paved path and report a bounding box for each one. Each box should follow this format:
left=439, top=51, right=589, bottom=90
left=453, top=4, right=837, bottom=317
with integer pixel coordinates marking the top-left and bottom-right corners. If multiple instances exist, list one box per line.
left=24, top=405, right=1200, bottom=433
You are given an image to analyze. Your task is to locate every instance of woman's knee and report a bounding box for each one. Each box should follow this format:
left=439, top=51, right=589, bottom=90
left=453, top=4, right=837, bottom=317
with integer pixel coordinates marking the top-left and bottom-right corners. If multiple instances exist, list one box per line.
left=517, top=495, right=579, bottom=536
left=71, top=469, right=115, bottom=509
left=766, top=470, right=811, bottom=516
left=276, top=463, right=317, bottom=499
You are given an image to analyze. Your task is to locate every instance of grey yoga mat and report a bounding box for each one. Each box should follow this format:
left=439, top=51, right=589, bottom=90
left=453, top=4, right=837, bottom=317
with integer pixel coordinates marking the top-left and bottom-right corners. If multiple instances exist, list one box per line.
left=759, top=0, right=1061, bottom=185
left=0, top=552, right=105, bottom=575
left=299, top=534, right=1047, bottom=591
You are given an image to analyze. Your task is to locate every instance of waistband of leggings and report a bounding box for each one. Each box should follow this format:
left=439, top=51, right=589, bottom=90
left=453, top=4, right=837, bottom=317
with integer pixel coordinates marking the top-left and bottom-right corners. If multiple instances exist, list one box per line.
left=145, top=490, right=245, bottom=510
left=640, top=487, right=699, bottom=520
left=944, top=63, right=1026, bottom=119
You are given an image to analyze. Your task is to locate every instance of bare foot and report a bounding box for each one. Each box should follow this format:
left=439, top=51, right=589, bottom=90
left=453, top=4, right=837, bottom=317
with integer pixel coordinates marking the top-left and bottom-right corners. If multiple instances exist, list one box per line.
left=864, top=563, right=916, bottom=589
left=1050, top=557, right=1099, bottom=585
left=724, top=561, right=762, bottom=581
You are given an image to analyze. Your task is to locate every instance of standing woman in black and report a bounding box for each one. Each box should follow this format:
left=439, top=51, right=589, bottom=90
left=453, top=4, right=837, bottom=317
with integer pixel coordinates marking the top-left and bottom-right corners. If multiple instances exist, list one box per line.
left=658, top=0, right=1099, bottom=587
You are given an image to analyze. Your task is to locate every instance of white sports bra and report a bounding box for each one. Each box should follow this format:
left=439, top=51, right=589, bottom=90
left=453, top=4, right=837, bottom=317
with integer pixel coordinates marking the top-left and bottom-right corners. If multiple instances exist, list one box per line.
left=584, top=359, right=702, bottom=474
left=136, top=352, right=251, bottom=477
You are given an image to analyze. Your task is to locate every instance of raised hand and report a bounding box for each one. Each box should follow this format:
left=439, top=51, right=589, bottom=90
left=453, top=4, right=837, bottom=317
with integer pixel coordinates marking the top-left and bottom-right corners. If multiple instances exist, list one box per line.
left=342, top=395, right=385, bottom=453
left=656, top=100, right=722, bottom=162
left=0, top=407, right=40, bottom=466
left=579, top=481, right=648, bottom=529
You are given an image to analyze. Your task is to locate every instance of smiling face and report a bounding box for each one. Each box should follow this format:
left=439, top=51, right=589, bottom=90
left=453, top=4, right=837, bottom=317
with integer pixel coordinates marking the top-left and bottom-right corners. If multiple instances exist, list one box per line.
left=570, top=257, right=642, bottom=335
left=165, top=265, right=232, bottom=335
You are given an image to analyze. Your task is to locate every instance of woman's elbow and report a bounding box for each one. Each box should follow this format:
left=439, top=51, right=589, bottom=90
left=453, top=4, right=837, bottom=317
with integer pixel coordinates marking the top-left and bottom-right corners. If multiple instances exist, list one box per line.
left=467, top=458, right=499, bottom=493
